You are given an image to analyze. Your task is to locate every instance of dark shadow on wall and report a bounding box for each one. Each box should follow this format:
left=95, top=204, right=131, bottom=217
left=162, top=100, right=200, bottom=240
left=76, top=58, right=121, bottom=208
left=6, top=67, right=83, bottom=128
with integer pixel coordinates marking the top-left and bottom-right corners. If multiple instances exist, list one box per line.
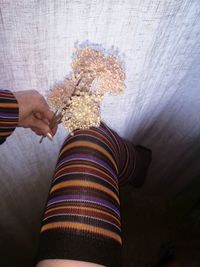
left=120, top=56, right=200, bottom=266
left=127, top=59, right=200, bottom=197
left=130, top=108, right=200, bottom=197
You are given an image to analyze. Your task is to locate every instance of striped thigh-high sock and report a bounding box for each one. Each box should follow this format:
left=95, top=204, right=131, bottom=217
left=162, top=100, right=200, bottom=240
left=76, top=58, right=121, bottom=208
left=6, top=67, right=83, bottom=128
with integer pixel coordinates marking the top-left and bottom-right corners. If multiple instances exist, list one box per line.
left=37, top=122, right=143, bottom=267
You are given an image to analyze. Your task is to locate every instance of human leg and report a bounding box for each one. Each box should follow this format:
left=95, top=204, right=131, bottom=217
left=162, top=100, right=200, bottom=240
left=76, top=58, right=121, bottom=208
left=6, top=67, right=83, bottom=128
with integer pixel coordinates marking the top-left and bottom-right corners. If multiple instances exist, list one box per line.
left=36, top=122, right=151, bottom=267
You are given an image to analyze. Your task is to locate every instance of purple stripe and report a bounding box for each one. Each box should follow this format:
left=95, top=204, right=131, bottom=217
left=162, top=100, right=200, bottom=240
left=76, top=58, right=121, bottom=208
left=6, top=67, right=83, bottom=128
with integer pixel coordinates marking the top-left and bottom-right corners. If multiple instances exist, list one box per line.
left=98, top=126, right=116, bottom=144
left=0, top=112, right=18, bottom=118
left=100, top=125, right=121, bottom=157
left=67, top=132, right=117, bottom=158
left=98, top=126, right=121, bottom=158
left=0, top=127, right=16, bottom=129
left=56, top=154, right=118, bottom=181
left=53, top=171, right=118, bottom=192
left=101, top=126, right=121, bottom=148
left=47, top=195, right=120, bottom=216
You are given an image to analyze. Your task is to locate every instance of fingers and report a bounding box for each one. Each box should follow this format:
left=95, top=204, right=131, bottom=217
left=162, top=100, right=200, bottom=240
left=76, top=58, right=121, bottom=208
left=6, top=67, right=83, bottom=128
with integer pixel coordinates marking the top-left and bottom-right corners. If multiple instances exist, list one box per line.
left=33, top=111, right=58, bottom=137
left=31, top=124, right=57, bottom=138
left=44, top=109, right=55, bottom=122
left=30, top=116, right=53, bottom=138
left=51, top=124, right=58, bottom=136
left=31, top=127, right=43, bottom=136
left=14, top=90, right=58, bottom=139
left=34, top=95, right=58, bottom=137
left=31, top=127, right=53, bottom=141
left=35, top=95, right=55, bottom=122
left=33, top=112, right=43, bottom=120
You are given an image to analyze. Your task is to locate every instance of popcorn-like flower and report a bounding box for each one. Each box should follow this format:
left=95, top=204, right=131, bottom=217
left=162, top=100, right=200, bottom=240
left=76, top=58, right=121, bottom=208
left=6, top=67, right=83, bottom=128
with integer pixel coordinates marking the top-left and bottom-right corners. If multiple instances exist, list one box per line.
left=47, top=45, right=125, bottom=133
left=62, top=92, right=103, bottom=133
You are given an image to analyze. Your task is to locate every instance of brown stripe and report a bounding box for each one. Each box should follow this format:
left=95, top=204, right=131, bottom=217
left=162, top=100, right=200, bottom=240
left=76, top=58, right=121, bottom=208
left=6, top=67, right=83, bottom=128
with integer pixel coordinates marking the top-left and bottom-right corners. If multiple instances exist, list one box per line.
left=0, top=93, right=15, bottom=98
left=53, top=165, right=118, bottom=190
left=74, top=129, right=117, bottom=156
left=48, top=203, right=120, bottom=221
left=59, top=141, right=118, bottom=172
left=0, top=131, right=12, bottom=136
left=44, top=207, right=121, bottom=227
left=44, top=206, right=121, bottom=226
left=0, top=121, right=17, bottom=125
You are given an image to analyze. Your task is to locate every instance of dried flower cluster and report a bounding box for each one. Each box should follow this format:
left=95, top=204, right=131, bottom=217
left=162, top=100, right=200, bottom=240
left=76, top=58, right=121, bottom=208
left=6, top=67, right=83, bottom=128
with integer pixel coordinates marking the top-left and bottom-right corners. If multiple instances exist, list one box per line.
left=47, top=46, right=125, bottom=133
left=47, top=75, right=77, bottom=109
left=62, top=92, right=103, bottom=133
left=71, top=48, right=125, bottom=95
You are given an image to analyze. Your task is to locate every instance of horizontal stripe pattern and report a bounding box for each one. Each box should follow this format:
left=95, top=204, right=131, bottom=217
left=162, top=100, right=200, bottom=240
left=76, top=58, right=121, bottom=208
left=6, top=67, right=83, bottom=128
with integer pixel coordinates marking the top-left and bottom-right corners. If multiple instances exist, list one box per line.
left=0, top=90, right=19, bottom=144
left=42, top=221, right=122, bottom=244
left=38, top=122, right=136, bottom=265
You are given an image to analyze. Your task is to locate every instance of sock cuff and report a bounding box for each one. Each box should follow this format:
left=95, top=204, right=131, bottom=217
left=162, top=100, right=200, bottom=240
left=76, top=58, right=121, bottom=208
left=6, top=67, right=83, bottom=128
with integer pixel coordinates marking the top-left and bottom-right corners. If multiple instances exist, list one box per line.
left=37, top=229, right=122, bottom=267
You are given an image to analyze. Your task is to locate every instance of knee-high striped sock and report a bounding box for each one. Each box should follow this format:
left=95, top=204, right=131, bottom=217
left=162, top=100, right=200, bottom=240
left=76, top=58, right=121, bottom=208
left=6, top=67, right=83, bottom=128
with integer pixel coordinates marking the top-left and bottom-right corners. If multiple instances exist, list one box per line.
left=102, top=122, right=152, bottom=187
left=36, top=122, right=147, bottom=267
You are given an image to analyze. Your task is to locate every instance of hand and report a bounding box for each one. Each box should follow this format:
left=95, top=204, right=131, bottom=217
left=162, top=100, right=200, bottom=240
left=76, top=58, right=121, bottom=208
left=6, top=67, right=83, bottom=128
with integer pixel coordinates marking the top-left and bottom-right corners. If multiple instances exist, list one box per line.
left=13, top=90, right=57, bottom=139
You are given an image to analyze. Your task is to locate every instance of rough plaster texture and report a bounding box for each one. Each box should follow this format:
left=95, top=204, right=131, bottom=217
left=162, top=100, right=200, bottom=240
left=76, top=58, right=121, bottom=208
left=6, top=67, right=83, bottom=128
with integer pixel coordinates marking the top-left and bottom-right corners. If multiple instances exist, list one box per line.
left=0, top=0, right=200, bottom=265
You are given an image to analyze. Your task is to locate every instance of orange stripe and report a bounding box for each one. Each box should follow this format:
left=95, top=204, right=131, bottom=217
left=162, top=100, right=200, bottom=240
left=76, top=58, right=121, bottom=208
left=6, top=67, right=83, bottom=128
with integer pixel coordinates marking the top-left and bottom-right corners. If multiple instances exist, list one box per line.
left=41, top=221, right=122, bottom=244
left=75, top=129, right=116, bottom=153
left=45, top=205, right=121, bottom=225
left=0, top=121, right=17, bottom=124
left=0, top=103, right=18, bottom=107
left=54, top=164, right=118, bottom=190
left=50, top=180, right=120, bottom=205
left=59, top=141, right=118, bottom=172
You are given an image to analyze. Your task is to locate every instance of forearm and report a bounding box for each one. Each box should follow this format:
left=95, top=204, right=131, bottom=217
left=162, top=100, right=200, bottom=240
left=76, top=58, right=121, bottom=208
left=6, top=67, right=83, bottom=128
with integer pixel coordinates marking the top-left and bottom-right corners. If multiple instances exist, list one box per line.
left=0, top=89, right=19, bottom=144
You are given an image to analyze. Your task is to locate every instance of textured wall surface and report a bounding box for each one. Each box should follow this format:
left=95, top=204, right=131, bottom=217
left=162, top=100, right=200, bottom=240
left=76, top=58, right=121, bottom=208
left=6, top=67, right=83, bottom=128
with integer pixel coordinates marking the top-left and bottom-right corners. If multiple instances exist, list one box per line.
left=0, top=0, right=200, bottom=265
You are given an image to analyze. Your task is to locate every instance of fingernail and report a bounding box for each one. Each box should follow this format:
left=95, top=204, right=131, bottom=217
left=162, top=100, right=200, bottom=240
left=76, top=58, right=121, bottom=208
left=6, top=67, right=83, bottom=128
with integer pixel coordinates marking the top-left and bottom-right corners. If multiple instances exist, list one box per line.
left=46, top=132, right=53, bottom=141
